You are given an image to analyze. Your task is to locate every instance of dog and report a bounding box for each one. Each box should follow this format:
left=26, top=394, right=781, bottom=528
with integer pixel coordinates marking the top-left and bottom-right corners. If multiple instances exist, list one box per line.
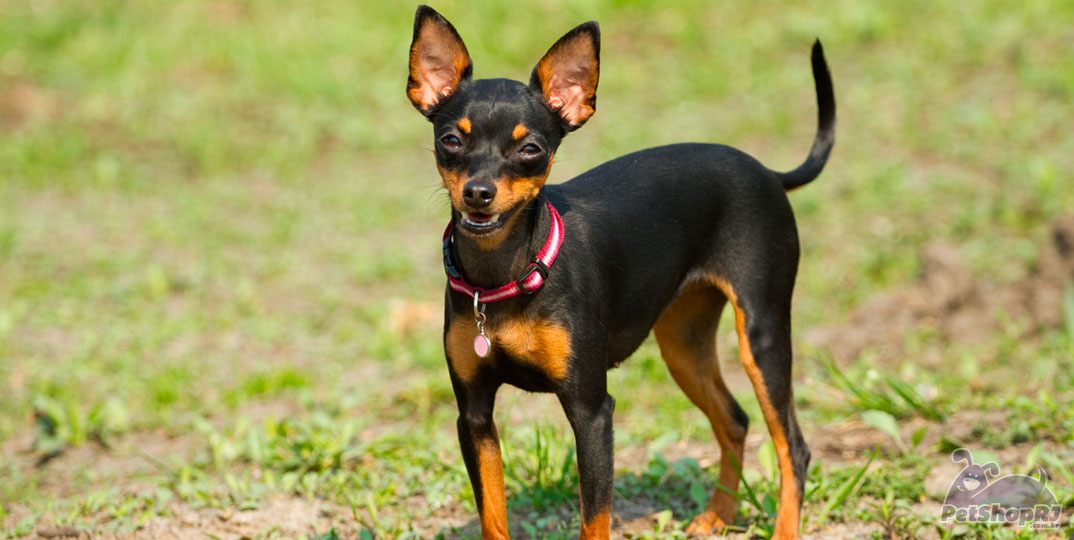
left=406, top=5, right=834, bottom=539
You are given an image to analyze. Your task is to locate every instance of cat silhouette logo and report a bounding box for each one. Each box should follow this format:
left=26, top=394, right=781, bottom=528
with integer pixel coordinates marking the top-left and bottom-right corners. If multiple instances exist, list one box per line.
left=940, top=448, right=1062, bottom=529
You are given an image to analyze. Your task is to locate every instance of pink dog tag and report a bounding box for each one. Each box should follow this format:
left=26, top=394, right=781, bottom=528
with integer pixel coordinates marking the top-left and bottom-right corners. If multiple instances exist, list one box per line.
left=474, top=334, right=491, bottom=358
left=472, top=292, right=491, bottom=358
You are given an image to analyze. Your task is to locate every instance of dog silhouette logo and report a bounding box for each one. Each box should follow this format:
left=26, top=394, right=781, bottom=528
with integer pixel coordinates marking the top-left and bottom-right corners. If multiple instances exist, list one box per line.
left=940, top=448, right=1062, bottom=529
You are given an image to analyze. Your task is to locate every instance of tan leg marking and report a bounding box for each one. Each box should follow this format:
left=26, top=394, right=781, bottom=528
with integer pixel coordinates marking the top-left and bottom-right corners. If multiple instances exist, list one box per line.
left=477, top=438, right=510, bottom=540
left=579, top=504, right=611, bottom=540
left=653, top=287, right=744, bottom=534
left=710, top=277, right=801, bottom=539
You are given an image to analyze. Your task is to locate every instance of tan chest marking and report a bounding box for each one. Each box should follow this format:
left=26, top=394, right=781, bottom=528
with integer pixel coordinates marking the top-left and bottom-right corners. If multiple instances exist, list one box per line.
left=496, top=317, right=572, bottom=380
left=445, top=315, right=572, bottom=383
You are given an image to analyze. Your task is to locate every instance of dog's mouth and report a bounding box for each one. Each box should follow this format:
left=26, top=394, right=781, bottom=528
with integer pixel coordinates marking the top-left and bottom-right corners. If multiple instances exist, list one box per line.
left=461, top=212, right=501, bottom=231
left=458, top=204, right=520, bottom=236
left=459, top=211, right=496, bottom=226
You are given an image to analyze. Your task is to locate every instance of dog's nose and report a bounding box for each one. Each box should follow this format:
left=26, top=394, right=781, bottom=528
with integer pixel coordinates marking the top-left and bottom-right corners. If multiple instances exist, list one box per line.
left=462, top=181, right=496, bottom=208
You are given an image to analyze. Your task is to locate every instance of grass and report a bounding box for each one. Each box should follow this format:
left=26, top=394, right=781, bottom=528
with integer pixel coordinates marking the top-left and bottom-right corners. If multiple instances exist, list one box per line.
left=3, top=0, right=1074, bottom=538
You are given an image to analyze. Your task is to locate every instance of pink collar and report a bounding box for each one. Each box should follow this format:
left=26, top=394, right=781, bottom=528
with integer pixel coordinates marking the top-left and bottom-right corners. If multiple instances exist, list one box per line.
left=442, top=200, right=564, bottom=303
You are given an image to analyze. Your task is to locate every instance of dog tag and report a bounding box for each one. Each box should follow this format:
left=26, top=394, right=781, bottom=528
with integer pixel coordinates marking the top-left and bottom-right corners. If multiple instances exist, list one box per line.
left=472, top=292, right=491, bottom=358
left=474, top=333, right=491, bottom=358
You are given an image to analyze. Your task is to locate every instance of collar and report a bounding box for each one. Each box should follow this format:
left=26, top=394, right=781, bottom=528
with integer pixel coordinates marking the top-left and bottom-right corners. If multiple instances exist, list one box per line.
left=442, top=200, right=564, bottom=303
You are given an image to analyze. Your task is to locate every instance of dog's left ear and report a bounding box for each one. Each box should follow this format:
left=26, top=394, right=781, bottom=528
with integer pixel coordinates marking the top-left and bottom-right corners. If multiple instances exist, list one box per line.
left=529, top=21, right=600, bottom=131
left=407, top=5, right=473, bottom=117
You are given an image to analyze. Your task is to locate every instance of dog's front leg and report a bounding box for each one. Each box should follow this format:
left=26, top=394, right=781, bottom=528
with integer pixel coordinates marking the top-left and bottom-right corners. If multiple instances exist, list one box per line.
left=559, top=386, right=615, bottom=540
left=453, top=379, right=510, bottom=540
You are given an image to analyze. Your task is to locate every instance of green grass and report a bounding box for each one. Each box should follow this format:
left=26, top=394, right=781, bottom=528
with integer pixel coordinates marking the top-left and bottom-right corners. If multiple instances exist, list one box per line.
left=3, top=0, right=1074, bottom=538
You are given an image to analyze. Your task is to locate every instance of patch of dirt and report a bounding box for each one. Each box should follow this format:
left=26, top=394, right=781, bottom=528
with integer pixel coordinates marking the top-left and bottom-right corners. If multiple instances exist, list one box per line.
left=3, top=430, right=202, bottom=499
left=132, top=497, right=350, bottom=540
left=421, top=499, right=883, bottom=540
left=422, top=498, right=884, bottom=540
left=0, top=80, right=57, bottom=130
left=807, top=215, right=1074, bottom=364
left=13, top=497, right=357, bottom=540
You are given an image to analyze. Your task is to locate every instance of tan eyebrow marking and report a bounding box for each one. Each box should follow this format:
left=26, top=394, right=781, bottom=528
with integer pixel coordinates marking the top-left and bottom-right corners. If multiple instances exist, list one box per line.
left=457, top=117, right=471, bottom=133
left=512, top=124, right=529, bottom=140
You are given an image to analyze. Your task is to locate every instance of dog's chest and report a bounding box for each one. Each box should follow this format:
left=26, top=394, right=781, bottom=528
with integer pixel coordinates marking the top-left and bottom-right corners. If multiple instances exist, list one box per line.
left=445, top=314, right=572, bottom=385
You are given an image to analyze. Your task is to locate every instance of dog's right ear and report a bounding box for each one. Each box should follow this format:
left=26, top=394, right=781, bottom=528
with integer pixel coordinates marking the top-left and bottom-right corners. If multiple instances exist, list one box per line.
left=407, top=5, right=473, bottom=117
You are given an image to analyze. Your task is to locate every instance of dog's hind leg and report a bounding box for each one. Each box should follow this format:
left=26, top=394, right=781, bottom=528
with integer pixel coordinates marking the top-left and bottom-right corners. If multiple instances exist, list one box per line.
left=653, top=286, right=749, bottom=534
left=712, top=275, right=809, bottom=540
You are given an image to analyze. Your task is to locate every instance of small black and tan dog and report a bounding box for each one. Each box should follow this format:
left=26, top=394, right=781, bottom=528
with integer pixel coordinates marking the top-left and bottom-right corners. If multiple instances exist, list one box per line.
left=406, top=5, right=834, bottom=539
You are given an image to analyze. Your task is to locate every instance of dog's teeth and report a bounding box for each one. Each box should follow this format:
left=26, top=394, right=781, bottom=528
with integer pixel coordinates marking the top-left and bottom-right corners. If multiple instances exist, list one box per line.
left=462, top=213, right=501, bottom=227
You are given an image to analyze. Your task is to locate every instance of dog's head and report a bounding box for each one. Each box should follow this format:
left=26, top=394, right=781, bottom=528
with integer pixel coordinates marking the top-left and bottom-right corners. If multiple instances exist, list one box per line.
left=406, top=5, right=598, bottom=245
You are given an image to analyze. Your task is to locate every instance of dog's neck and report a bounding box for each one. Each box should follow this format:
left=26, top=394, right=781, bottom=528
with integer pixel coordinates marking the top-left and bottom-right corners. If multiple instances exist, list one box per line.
left=451, top=195, right=549, bottom=290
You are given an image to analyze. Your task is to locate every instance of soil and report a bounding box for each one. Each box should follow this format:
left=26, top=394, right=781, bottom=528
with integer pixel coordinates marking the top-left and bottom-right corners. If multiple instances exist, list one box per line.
left=806, top=215, right=1074, bottom=365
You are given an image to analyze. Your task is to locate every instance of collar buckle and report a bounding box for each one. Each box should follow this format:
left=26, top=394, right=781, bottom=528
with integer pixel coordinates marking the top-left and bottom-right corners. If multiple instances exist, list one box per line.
left=519, top=258, right=550, bottom=294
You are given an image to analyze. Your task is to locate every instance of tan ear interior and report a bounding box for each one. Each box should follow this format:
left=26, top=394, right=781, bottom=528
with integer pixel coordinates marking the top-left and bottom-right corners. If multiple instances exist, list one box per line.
left=535, top=34, right=598, bottom=127
left=407, top=19, right=471, bottom=113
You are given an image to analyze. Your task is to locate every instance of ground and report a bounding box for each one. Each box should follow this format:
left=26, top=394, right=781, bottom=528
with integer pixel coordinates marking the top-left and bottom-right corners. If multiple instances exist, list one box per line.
left=3, top=2, right=1074, bottom=539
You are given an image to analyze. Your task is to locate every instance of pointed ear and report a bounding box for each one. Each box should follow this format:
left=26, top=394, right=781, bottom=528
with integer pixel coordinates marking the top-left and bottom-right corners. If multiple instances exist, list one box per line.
left=529, top=21, right=600, bottom=131
left=407, top=5, right=473, bottom=116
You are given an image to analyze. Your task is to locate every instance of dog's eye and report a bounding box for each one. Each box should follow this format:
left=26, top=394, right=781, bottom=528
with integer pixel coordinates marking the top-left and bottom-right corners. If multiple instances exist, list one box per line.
left=440, top=134, right=462, bottom=150
left=519, top=143, right=542, bottom=158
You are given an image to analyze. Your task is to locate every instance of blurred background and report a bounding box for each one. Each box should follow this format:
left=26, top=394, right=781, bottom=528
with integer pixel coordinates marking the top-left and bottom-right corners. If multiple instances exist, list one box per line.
left=2, top=1, right=1072, bottom=538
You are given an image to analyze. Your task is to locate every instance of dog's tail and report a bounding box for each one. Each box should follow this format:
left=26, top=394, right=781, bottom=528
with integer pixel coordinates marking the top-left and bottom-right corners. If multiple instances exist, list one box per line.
left=777, top=40, right=835, bottom=192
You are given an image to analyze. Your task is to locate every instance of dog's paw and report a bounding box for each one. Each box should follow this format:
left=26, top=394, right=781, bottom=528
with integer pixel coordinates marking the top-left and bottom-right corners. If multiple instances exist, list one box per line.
left=684, top=510, right=729, bottom=536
